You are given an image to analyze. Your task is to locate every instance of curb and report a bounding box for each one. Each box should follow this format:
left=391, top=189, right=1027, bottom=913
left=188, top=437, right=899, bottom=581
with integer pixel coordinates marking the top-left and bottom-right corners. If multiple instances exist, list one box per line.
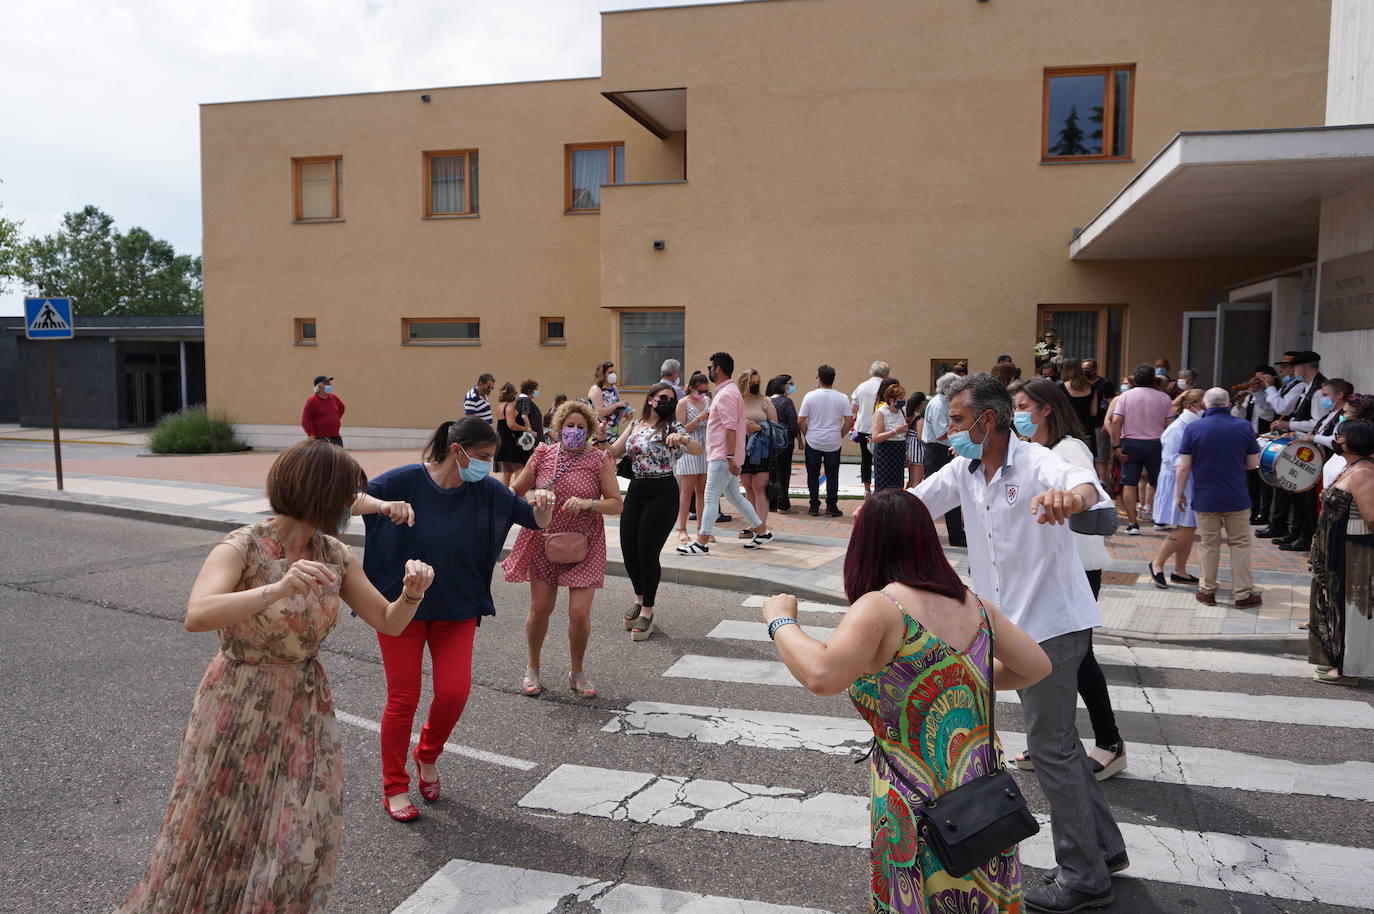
left=0, top=436, right=142, bottom=447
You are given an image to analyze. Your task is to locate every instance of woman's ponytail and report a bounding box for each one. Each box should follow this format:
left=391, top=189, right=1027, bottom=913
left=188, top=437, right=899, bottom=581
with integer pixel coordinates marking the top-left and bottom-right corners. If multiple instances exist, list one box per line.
left=424, top=420, right=456, bottom=463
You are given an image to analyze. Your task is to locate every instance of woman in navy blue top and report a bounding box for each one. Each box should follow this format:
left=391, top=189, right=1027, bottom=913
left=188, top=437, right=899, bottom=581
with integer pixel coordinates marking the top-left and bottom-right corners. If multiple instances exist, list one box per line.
left=361, top=417, right=554, bottom=821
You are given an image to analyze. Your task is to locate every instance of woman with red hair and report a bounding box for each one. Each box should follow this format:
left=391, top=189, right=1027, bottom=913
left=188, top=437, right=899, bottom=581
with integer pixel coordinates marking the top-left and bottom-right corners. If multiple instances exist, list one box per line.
left=760, top=488, right=1049, bottom=913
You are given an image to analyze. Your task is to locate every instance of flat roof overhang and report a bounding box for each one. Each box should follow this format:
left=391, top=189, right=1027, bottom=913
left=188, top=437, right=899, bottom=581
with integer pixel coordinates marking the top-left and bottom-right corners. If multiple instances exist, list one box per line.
left=603, top=88, right=686, bottom=138
left=1069, top=125, right=1374, bottom=261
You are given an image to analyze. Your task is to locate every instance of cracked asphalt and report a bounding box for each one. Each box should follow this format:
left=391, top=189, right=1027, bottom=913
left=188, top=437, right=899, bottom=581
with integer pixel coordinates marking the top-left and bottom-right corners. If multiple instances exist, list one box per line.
left=1, top=506, right=1368, bottom=914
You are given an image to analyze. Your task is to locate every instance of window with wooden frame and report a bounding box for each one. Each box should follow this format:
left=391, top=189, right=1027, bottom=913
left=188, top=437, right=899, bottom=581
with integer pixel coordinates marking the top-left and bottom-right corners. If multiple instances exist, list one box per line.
left=1042, top=65, right=1134, bottom=162
left=540, top=316, right=566, bottom=345
left=293, top=156, right=343, bottom=221
left=424, top=150, right=479, bottom=216
left=616, top=308, right=684, bottom=388
left=402, top=318, right=480, bottom=345
left=294, top=318, right=317, bottom=345
left=1037, top=304, right=1128, bottom=382
left=565, top=142, right=625, bottom=212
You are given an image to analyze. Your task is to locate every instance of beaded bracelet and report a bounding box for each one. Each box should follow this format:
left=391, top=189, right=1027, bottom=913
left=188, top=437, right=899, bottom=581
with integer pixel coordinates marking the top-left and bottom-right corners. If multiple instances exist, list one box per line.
left=768, top=617, right=800, bottom=640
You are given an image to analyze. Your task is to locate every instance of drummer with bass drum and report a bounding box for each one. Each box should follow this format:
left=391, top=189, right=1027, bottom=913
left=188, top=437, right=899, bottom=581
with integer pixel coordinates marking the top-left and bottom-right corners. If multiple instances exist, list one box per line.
left=1256, top=350, right=1327, bottom=553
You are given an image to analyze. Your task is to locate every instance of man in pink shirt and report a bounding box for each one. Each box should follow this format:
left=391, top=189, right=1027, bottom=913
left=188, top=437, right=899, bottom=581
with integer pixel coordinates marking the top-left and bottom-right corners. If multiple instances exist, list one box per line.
left=679, top=351, right=770, bottom=554
left=1109, top=363, right=1175, bottom=534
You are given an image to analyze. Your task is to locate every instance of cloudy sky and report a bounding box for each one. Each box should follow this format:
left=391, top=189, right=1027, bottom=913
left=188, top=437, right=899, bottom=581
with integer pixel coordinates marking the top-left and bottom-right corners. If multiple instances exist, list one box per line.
left=0, top=0, right=737, bottom=315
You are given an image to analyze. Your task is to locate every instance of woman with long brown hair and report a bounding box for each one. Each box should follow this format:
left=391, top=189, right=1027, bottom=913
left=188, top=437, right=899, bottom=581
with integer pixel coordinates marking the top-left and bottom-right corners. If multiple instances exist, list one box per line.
left=115, top=440, right=436, bottom=912
left=588, top=360, right=634, bottom=442
left=737, top=367, right=778, bottom=541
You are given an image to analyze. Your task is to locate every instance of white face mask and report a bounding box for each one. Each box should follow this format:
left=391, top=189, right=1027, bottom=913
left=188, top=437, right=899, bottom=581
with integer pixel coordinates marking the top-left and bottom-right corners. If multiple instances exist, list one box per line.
left=607, top=372, right=618, bottom=385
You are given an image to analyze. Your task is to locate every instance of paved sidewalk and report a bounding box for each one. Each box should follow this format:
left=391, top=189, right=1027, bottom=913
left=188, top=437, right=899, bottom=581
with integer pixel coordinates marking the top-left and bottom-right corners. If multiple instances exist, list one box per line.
left=0, top=423, right=147, bottom=447
left=0, top=449, right=1312, bottom=642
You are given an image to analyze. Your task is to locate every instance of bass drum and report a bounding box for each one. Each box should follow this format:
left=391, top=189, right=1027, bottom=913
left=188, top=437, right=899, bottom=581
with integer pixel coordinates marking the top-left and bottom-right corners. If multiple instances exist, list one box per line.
left=1258, top=435, right=1324, bottom=493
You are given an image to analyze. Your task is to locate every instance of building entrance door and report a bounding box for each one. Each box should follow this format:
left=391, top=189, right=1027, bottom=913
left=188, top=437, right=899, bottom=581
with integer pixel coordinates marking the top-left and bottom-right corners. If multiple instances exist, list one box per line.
left=1181, top=303, right=1271, bottom=387
left=1182, top=311, right=1217, bottom=385
left=125, top=367, right=159, bottom=426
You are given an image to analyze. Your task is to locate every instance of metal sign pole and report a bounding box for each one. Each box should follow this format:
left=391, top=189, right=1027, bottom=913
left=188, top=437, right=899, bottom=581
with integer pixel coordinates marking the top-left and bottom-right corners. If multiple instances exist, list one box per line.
left=46, top=339, right=63, bottom=491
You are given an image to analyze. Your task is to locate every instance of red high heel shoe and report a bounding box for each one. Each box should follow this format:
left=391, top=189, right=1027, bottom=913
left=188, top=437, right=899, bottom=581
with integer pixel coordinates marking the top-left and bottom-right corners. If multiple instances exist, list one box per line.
left=383, top=794, right=419, bottom=822
left=414, top=749, right=441, bottom=802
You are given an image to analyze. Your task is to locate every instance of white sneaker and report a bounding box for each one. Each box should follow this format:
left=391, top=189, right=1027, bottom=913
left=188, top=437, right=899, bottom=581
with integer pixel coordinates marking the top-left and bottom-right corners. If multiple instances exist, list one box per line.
left=676, top=541, right=710, bottom=555
left=744, top=531, right=774, bottom=549
left=1125, top=523, right=1141, bottom=536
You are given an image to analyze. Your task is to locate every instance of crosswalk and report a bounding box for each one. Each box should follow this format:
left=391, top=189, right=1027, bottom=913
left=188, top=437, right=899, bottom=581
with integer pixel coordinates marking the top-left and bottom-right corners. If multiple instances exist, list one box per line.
left=393, top=596, right=1373, bottom=913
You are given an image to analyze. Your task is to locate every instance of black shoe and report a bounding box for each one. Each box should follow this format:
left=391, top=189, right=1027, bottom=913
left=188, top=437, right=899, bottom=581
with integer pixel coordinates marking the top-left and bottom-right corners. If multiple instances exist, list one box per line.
left=809, top=506, right=820, bottom=516
left=688, top=512, right=697, bottom=521
left=1279, top=538, right=1311, bottom=552
left=1041, top=852, right=1130, bottom=884
left=1255, top=526, right=1288, bottom=539
left=948, top=537, right=968, bottom=548
left=1273, top=533, right=1298, bottom=547
left=1169, top=571, right=1199, bottom=585
left=1250, top=513, right=1267, bottom=526
left=716, top=514, right=732, bottom=524
left=1147, top=562, right=1167, bottom=589
left=1024, top=882, right=1113, bottom=913
left=825, top=506, right=844, bottom=517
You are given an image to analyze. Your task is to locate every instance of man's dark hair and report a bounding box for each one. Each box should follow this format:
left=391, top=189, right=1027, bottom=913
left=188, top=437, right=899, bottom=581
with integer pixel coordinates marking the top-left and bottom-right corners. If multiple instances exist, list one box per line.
left=477, top=372, right=495, bottom=384
left=1132, top=364, right=1156, bottom=388
left=947, top=373, right=1013, bottom=430
left=817, top=364, right=836, bottom=386
left=710, top=351, right=734, bottom=378
left=1255, top=365, right=1276, bottom=377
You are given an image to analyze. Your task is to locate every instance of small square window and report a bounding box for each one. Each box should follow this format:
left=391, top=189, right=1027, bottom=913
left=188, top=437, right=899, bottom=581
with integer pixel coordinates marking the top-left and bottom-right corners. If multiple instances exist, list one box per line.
left=930, top=359, right=967, bottom=392
left=294, top=318, right=317, bottom=345
left=541, top=316, right=565, bottom=345
left=293, top=156, right=343, bottom=220
left=402, top=318, right=480, bottom=345
left=1042, top=66, right=1134, bottom=162
left=565, top=142, right=625, bottom=212
left=424, top=150, right=479, bottom=216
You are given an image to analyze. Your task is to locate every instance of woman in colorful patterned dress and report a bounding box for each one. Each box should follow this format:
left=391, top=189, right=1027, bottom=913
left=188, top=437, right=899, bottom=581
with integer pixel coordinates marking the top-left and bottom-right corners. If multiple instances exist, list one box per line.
left=761, top=488, right=1050, bottom=914
left=588, top=359, right=634, bottom=443
left=114, top=439, right=435, bottom=914
left=506, top=399, right=623, bottom=698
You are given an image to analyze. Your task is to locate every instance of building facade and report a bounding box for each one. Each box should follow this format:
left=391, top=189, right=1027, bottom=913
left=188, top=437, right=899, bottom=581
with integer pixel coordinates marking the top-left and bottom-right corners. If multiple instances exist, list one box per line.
left=202, top=0, right=1335, bottom=448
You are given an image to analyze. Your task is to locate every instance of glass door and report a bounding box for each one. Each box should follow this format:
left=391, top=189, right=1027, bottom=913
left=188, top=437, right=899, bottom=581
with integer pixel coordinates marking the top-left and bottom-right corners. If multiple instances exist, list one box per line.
left=1038, top=304, right=1128, bottom=380
left=1214, top=302, right=1271, bottom=389
left=1181, top=311, right=1217, bottom=386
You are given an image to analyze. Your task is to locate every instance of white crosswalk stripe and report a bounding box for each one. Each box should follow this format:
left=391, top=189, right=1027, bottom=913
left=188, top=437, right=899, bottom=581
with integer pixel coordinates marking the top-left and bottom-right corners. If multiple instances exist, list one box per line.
left=662, top=653, right=1374, bottom=729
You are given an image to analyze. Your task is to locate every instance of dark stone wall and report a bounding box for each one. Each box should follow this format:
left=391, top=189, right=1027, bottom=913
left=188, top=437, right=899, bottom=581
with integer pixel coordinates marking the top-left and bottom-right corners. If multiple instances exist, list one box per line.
left=0, top=321, right=18, bottom=422
left=17, top=338, right=120, bottom=428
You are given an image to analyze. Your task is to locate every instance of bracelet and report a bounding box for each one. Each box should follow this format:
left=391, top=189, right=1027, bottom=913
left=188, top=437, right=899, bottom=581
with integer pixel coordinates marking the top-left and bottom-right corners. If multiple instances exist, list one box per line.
left=400, top=589, right=424, bottom=603
left=768, top=617, right=800, bottom=640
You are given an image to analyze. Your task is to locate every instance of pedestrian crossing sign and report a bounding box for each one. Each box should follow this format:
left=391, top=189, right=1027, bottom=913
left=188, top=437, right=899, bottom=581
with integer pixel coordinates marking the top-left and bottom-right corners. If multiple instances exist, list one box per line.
left=24, top=297, right=74, bottom=340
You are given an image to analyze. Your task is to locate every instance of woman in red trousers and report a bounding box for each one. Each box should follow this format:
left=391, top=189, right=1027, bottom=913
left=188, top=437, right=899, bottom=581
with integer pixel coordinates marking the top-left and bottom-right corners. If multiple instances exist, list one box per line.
left=362, top=417, right=554, bottom=820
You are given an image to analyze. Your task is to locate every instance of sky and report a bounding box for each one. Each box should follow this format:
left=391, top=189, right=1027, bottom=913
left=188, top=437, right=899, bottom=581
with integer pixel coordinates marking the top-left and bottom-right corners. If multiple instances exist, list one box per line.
left=0, top=0, right=740, bottom=316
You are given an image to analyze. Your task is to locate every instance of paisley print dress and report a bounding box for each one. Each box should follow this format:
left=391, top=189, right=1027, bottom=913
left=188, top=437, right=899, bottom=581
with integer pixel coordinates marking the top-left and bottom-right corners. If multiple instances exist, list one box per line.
left=848, top=593, right=1022, bottom=913
left=115, top=522, right=349, bottom=914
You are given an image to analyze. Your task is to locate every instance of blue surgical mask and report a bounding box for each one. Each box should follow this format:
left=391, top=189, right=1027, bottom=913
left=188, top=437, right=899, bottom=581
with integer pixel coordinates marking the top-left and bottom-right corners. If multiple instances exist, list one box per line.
left=1320, top=396, right=1334, bottom=412
left=1338, top=413, right=1348, bottom=424
left=946, top=415, right=988, bottom=460
left=1154, top=367, right=1167, bottom=377
left=532, top=389, right=540, bottom=399
left=787, top=384, right=796, bottom=395
left=323, top=384, right=333, bottom=393
left=1013, top=411, right=1039, bottom=438
left=458, top=445, right=492, bottom=483
left=1119, top=384, right=1130, bottom=393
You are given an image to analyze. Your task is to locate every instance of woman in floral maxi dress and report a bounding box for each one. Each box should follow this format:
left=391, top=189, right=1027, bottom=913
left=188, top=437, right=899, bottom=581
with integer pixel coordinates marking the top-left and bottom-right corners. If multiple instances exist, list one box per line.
left=114, top=440, right=434, bottom=914
left=760, top=489, right=1051, bottom=913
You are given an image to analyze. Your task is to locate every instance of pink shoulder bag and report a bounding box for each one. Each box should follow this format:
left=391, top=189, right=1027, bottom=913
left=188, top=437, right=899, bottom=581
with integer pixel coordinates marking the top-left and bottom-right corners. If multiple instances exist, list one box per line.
left=542, top=447, right=591, bottom=564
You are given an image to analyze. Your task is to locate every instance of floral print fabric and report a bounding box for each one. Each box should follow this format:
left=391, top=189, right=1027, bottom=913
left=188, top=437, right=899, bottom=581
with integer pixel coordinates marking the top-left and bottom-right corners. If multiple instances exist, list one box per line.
left=624, top=420, right=686, bottom=477
left=115, top=522, right=349, bottom=914
left=849, top=595, right=1022, bottom=913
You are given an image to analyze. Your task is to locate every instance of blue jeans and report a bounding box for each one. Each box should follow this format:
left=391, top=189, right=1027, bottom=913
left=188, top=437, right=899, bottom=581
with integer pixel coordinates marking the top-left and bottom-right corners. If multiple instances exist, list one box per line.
left=699, top=459, right=762, bottom=537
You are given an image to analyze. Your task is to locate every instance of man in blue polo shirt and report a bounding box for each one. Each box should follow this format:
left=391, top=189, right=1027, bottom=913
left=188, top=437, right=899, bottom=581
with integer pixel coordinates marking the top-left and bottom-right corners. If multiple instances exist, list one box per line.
left=1175, top=387, right=1263, bottom=608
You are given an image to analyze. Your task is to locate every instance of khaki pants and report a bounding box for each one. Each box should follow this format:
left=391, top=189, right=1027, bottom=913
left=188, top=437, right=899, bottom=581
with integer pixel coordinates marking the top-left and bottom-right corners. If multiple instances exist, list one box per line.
left=1196, top=509, right=1256, bottom=599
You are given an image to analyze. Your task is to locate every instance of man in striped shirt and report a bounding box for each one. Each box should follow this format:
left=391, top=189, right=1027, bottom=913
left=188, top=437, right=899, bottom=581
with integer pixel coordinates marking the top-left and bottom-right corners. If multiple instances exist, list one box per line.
left=464, top=373, right=496, bottom=424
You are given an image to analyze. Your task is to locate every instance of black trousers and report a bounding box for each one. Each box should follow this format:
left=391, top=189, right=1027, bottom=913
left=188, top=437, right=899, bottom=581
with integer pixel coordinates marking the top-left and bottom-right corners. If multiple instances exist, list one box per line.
left=1246, top=468, right=1271, bottom=519
left=1077, top=570, right=1121, bottom=750
left=620, top=476, right=679, bottom=608
left=804, top=445, right=841, bottom=509
left=921, top=444, right=965, bottom=542
left=1289, top=487, right=1318, bottom=539
left=855, top=432, right=873, bottom=486
left=769, top=445, right=795, bottom=510
left=1269, top=488, right=1292, bottom=534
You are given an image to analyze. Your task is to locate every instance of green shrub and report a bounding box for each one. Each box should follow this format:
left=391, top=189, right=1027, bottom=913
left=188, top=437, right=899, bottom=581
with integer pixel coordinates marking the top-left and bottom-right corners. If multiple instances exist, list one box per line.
left=147, top=407, right=250, bottom=454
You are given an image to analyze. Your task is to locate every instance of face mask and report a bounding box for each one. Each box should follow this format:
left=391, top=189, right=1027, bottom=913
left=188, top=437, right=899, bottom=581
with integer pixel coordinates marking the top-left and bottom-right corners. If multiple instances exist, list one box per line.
left=653, top=399, right=676, bottom=419
left=787, top=384, right=796, bottom=395
left=1119, top=383, right=1131, bottom=393
left=561, top=426, right=589, bottom=449
left=1339, top=413, right=1348, bottom=424
left=606, top=373, right=618, bottom=385
left=748, top=383, right=760, bottom=395
left=323, top=385, right=333, bottom=393
left=894, top=399, right=906, bottom=412
left=532, top=390, right=540, bottom=399
left=1176, top=382, right=1190, bottom=392
left=1320, top=397, right=1334, bottom=412
left=457, top=445, right=492, bottom=483
left=1155, top=367, right=1167, bottom=377
left=1013, top=411, right=1038, bottom=438
left=947, top=414, right=988, bottom=460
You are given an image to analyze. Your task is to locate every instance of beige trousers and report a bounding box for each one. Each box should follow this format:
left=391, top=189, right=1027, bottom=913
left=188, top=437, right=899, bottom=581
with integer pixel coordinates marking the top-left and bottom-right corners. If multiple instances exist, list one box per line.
left=1196, top=509, right=1256, bottom=599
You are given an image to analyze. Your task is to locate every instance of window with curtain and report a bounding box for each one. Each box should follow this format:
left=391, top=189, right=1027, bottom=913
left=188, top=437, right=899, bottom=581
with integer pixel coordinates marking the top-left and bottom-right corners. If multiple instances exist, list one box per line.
left=1038, top=304, right=1128, bottom=379
left=294, top=157, right=342, bottom=220
left=618, top=309, right=684, bottom=387
left=566, top=143, right=625, bottom=211
left=425, top=150, right=478, bottom=216
left=1042, top=65, right=1133, bottom=161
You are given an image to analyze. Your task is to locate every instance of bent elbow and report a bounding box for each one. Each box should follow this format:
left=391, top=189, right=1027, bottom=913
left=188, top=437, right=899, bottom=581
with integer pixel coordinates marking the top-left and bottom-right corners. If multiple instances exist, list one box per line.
left=183, top=610, right=207, bottom=633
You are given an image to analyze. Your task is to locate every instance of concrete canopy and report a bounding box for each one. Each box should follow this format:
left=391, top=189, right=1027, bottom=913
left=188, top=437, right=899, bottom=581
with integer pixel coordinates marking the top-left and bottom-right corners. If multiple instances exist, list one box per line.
left=1069, top=125, right=1374, bottom=261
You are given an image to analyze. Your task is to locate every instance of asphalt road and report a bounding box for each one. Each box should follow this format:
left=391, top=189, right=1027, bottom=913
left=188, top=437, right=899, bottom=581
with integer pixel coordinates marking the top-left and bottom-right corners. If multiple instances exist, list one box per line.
left=1, top=506, right=1368, bottom=913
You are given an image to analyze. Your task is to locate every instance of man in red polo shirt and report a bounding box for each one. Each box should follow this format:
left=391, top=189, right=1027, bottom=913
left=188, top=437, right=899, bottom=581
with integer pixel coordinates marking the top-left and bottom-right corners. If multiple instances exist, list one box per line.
left=301, top=374, right=346, bottom=446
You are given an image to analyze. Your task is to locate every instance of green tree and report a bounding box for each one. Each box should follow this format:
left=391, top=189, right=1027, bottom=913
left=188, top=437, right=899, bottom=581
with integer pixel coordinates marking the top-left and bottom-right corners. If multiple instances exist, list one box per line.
left=0, top=201, right=21, bottom=294
left=18, top=205, right=201, bottom=315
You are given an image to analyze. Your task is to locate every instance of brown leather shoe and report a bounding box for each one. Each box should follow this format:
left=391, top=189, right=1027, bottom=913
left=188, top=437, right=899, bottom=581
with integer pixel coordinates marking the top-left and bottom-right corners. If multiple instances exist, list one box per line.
left=1195, top=591, right=1217, bottom=606
left=1234, top=594, right=1263, bottom=608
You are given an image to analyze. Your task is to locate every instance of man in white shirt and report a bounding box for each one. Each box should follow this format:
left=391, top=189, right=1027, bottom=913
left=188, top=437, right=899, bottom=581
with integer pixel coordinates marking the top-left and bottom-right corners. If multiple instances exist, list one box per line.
left=1233, top=366, right=1277, bottom=524
left=912, top=373, right=1125, bottom=913
left=798, top=364, right=853, bottom=517
left=850, top=360, right=890, bottom=495
left=920, top=372, right=966, bottom=547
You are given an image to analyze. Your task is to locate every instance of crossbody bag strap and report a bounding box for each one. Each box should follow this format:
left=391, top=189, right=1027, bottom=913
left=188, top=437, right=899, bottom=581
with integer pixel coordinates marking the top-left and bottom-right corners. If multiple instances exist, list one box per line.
left=976, top=596, right=1005, bottom=771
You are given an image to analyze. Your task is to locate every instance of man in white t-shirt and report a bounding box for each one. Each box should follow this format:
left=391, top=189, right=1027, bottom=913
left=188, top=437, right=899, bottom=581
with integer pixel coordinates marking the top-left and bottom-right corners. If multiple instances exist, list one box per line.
left=849, top=360, right=890, bottom=496
left=799, top=364, right=854, bottom=517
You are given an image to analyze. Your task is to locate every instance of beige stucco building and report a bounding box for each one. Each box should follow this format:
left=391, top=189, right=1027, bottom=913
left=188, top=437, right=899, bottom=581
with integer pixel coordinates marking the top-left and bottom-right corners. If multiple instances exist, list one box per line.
left=202, top=0, right=1371, bottom=449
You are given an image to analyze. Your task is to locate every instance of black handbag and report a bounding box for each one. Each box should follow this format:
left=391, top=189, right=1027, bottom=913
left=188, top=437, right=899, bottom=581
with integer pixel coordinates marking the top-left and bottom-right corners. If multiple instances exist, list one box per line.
left=863, top=610, right=1039, bottom=879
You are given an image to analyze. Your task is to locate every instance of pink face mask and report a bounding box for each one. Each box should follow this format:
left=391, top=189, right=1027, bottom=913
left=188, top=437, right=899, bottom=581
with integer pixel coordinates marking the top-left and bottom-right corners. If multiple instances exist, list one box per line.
left=561, top=427, right=588, bottom=449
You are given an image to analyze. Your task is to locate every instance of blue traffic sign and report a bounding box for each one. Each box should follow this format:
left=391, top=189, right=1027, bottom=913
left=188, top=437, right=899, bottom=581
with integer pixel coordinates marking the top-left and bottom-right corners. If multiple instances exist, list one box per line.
left=24, top=298, right=74, bottom=340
